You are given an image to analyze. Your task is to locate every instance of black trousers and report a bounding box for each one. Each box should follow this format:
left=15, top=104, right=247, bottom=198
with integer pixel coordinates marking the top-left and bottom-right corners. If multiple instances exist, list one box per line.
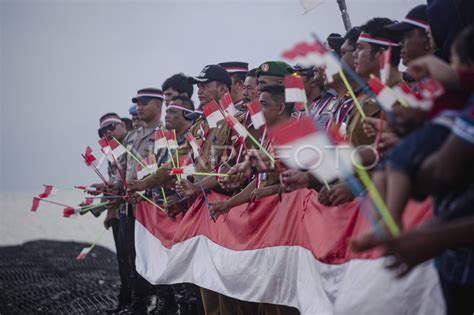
left=440, top=273, right=474, bottom=315
left=111, top=217, right=132, bottom=304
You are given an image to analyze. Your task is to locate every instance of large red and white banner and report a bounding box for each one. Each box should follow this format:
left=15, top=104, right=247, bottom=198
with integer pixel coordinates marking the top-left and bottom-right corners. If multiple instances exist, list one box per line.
left=135, top=190, right=444, bottom=314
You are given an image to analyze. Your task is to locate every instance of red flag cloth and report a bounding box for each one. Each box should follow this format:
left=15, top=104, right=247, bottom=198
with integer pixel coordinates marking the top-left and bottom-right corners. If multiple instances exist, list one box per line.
left=247, top=99, right=266, bottom=129
left=220, top=92, right=237, bottom=115
left=84, top=146, right=97, bottom=166
left=368, top=76, right=398, bottom=111
left=134, top=191, right=442, bottom=314
left=31, top=197, right=41, bottom=212
left=38, top=185, right=56, bottom=199
left=203, top=100, right=225, bottom=128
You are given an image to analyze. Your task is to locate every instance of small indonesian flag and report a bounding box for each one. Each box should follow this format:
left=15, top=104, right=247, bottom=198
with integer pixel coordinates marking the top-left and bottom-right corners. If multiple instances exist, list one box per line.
left=368, top=76, right=398, bottom=111
left=186, top=132, right=200, bottom=158
left=31, top=197, right=41, bottom=212
left=136, top=155, right=158, bottom=179
left=171, top=164, right=195, bottom=176
left=379, top=45, right=392, bottom=85
left=38, top=185, right=58, bottom=199
left=269, top=117, right=353, bottom=182
left=84, top=146, right=98, bottom=166
left=76, top=247, right=92, bottom=260
left=225, top=114, right=248, bottom=140
left=393, top=82, right=432, bottom=110
left=63, top=207, right=82, bottom=218
left=83, top=198, right=94, bottom=206
left=220, top=92, right=237, bottom=116
left=98, top=138, right=126, bottom=161
left=247, top=99, right=266, bottom=129
left=203, top=100, right=225, bottom=128
left=416, top=78, right=445, bottom=100
left=154, top=130, right=168, bottom=153
left=285, top=75, right=307, bottom=103
left=281, top=41, right=341, bottom=83
left=165, top=130, right=178, bottom=149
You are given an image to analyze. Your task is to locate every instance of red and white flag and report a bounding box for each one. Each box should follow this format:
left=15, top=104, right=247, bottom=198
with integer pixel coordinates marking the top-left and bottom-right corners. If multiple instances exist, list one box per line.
left=281, top=41, right=341, bottom=82
left=31, top=197, right=41, bottom=212
left=165, top=130, right=178, bottom=150
left=136, top=155, right=158, bottom=179
left=269, top=117, right=352, bottom=182
left=38, top=185, right=58, bottom=199
left=170, top=164, right=195, bottom=176
left=63, top=206, right=82, bottom=218
left=220, top=92, right=237, bottom=116
left=76, top=247, right=92, bottom=260
left=285, top=75, right=307, bottom=103
left=98, top=138, right=126, bottom=161
left=368, top=76, right=398, bottom=111
left=247, top=99, right=266, bottom=130
left=154, top=130, right=168, bottom=153
left=203, top=100, right=225, bottom=128
left=186, top=132, right=200, bottom=158
left=379, top=45, right=392, bottom=85
left=225, top=114, right=248, bottom=140
left=393, top=82, right=432, bottom=110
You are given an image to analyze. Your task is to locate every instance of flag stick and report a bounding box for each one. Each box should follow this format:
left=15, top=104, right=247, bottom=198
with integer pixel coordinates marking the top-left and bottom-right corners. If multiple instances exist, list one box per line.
left=339, top=69, right=366, bottom=119
left=35, top=198, right=72, bottom=208
left=87, top=228, right=108, bottom=252
left=161, top=187, right=168, bottom=205
left=112, top=137, right=147, bottom=169
left=136, top=192, right=167, bottom=214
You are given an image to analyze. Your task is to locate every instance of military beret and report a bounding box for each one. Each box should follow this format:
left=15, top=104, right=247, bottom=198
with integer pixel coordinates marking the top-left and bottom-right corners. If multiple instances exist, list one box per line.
left=256, top=61, right=293, bottom=78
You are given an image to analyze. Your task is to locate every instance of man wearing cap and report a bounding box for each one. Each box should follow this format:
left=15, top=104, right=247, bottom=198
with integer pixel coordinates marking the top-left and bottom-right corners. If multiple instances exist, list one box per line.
left=129, top=105, right=143, bottom=130
left=293, top=65, right=324, bottom=113
left=385, top=5, right=433, bottom=67
left=115, top=87, right=168, bottom=314
left=255, top=61, right=293, bottom=91
left=218, top=61, right=249, bottom=109
left=127, top=65, right=242, bottom=314
left=94, top=113, right=134, bottom=314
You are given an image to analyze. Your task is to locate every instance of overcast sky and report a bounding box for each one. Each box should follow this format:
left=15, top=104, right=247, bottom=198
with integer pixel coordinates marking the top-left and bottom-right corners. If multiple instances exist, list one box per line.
left=0, top=0, right=424, bottom=192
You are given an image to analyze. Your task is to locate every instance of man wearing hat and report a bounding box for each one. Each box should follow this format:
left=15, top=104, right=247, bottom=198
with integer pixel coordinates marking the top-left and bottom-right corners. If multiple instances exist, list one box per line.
left=218, top=61, right=249, bottom=109
left=127, top=66, right=240, bottom=314
left=95, top=113, right=134, bottom=314
left=385, top=5, right=434, bottom=66
left=255, top=61, right=293, bottom=91
left=114, top=87, right=176, bottom=314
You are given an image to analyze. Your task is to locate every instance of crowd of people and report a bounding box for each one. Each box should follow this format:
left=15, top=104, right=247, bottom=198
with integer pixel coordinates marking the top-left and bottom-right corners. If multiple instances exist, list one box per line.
left=88, top=0, right=474, bottom=314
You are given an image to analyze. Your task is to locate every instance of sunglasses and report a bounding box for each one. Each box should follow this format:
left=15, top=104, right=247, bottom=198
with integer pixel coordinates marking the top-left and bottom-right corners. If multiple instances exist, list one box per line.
left=98, top=123, right=118, bottom=138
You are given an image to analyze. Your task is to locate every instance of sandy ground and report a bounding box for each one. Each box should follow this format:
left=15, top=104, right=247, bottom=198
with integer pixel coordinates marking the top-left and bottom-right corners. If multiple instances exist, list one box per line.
left=0, top=191, right=115, bottom=251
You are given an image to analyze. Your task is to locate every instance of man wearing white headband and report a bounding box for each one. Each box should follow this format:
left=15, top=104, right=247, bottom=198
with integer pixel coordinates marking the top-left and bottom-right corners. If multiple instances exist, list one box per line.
left=346, top=17, right=404, bottom=147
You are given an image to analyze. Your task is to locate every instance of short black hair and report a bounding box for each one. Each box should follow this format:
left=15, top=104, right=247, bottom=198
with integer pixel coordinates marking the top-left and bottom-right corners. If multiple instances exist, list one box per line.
left=162, top=73, right=194, bottom=98
left=230, top=72, right=247, bottom=83
left=452, top=25, right=474, bottom=67
left=260, top=84, right=294, bottom=116
left=170, top=95, right=195, bottom=111
left=360, top=18, right=401, bottom=67
left=246, top=68, right=257, bottom=78
left=344, top=26, right=362, bottom=48
left=121, top=118, right=133, bottom=131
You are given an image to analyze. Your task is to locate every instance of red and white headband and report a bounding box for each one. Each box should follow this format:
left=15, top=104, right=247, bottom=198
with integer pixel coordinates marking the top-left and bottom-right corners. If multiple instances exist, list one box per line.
left=100, top=117, right=122, bottom=128
left=167, top=103, right=194, bottom=113
left=402, top=18, right=429, bottom=30
left=358, top=33, right=400, bottom=47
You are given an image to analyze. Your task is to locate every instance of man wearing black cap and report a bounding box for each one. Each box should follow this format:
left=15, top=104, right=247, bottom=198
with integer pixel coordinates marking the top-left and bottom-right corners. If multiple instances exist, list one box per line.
left=219, top=61, right=249, bottom=109
left=385, top=5, right=433, bottom=66
left=128, top=66, right=239, bottom=314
